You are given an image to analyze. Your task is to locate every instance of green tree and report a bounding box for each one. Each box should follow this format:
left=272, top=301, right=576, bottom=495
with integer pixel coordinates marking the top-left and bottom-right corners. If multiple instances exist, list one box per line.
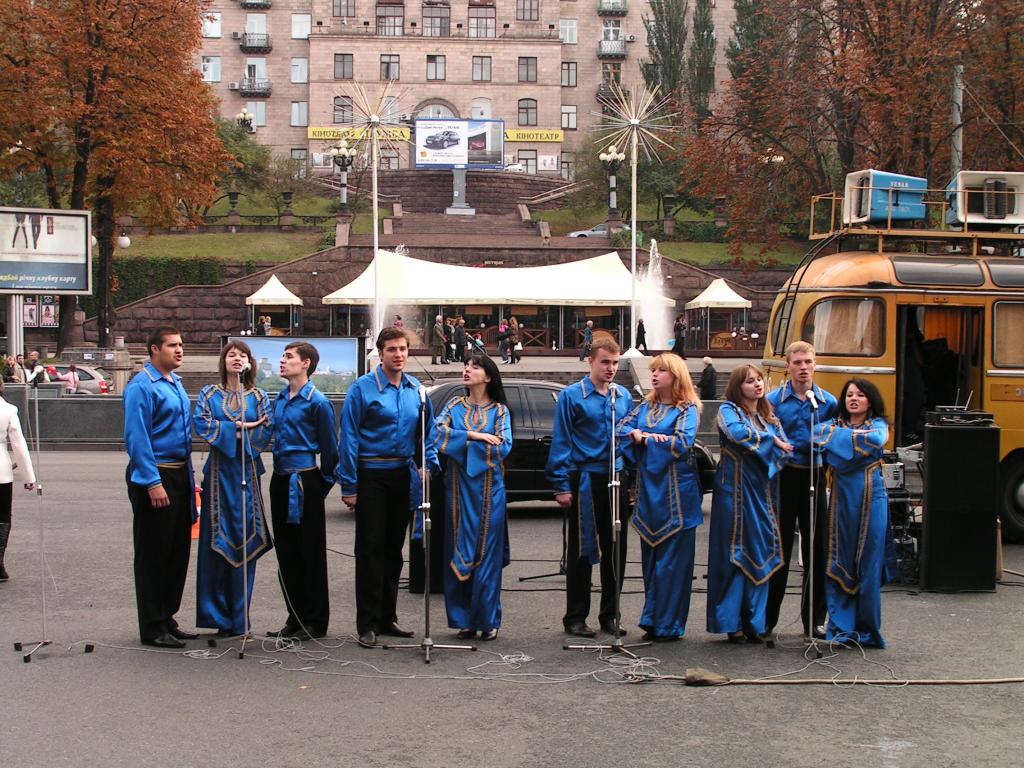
left=686, top=0, right=718, bottom=121
left=642, top=0, right=689, bottom=100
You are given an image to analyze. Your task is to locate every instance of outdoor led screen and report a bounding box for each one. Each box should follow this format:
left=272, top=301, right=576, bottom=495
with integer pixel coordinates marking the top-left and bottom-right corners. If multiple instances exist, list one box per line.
left=413, top=119, right=504, bottom=170
left=224, top=336, right=364, bottom=394
left=0, top=207, right=91, bottom=294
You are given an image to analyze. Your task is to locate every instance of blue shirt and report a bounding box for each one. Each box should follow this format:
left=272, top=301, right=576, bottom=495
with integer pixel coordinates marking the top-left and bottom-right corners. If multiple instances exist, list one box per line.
left=545, top=376, right=632, bottom=494
left=272, top=381, right=339, bottom=487
left=337, top=367, right=439, bottom=497
left=766, top=380, right=837, bottom=467
left=123, top=362, right=192, bottom=489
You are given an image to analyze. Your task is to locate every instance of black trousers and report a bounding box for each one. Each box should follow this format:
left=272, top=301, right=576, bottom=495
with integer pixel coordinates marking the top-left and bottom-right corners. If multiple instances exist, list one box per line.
left=766, top=465, right=828, bottom=633
left=270, top=469, right=329, bottom=633
left=127, top=466, right=193, bottom=641
left=354, top=466, right=411, bottom=634
left=0, top=482, right=12, bottom=526
left=564, top=471, right=629, bottom=628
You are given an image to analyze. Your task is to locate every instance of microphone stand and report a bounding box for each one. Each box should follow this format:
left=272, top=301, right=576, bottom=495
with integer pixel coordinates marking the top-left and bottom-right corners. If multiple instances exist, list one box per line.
left=236, top=369, right=250, bottom=659
left=384, top=386, right=475, bottom=663
left=13, top=377, right=54, bottom=662
left=804, top=388, right=823, bottom=658
left=565, top=384, right=650, bottom=657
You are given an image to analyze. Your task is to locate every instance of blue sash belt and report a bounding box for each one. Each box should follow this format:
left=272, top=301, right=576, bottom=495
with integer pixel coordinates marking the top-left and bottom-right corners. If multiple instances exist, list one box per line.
left=275, top=452, right=317, bottom=525
left=576, top=462, right=609, bottom=565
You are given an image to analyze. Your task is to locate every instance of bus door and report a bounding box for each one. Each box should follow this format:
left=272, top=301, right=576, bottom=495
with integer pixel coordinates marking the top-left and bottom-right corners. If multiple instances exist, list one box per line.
left=896, top=304, right=984, bottom=445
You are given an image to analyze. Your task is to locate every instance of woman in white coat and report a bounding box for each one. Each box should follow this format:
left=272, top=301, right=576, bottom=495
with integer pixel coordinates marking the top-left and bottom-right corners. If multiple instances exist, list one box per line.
left=0, top=388, right=36, bottom=581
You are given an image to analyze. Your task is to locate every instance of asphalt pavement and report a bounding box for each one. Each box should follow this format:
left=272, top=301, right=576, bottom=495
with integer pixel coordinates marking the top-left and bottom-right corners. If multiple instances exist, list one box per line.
left=3, top=452, right=1023, bottom=767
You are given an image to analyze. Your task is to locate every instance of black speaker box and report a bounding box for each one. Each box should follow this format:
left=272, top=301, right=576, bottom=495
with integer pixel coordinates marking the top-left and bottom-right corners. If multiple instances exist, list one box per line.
left=920, top=419, right=1000, bottom=591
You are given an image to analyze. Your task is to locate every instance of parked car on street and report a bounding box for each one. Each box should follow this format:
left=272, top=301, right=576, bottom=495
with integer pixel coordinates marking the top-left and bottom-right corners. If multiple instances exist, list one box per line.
left=567, top=223, right=630, bottom=238
left=52, top=364, right=113, bottom=394
left=425, top=130, right=460, bottom=149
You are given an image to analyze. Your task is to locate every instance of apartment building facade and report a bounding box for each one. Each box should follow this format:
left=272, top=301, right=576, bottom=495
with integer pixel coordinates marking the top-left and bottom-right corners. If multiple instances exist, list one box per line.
left=199, top=0, right=736, bottom=178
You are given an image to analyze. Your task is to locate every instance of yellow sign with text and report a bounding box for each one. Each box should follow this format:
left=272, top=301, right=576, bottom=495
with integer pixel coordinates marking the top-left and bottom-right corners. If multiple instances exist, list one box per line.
left=503, top=129, right=564, bottom=143
left=307, top=126, right=411, bottom=141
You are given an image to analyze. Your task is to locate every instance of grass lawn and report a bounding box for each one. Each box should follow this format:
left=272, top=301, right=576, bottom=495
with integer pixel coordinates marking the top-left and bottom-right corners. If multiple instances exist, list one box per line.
left=533, top=202, right=711, bottom=236
left=206, top=192, right=335, bottom=217
left=656, top=240, right=805, bottom=266
left=121, top=231, right=324, bottom=262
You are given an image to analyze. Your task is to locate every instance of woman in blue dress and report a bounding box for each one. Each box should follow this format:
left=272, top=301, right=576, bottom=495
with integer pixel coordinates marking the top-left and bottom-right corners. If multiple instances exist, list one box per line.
left=814, top=378, right=889, bottom=648
left=434, top=353, right=512, bottom=641
left=707, top=364, right=793, bottom=643
left=193, top=341, right=273, bottom=637
left=618, top=353, right=702, bottom=641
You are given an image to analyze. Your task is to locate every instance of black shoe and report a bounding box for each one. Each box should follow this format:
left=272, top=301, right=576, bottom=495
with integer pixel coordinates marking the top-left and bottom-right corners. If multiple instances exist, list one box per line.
left=564, top=622, right=597, bottom=638
left=600, top=620, right=627, bottom=637
left=0, top=564, right=8, bottom=582
left=142, top=633, right=186, bottom=649
left=653, top=634, right=681, bottom=643
left=358, top=630, right=378, bottom=648
left=641, top=630, right=656, bottom=642
left=266, top=624, right=299, bottom=638
left=726, top=633, right=747, bottom=644
left=456, top=628, right=477, bottom=640
left=479, top=629, right=498, bottom=641
left=380, top=622, right=414, bottom=638
left=168, top=627, right=199, bottom=640
left=286, top=628, right=324, bottom=642
left=744, top=632, right=765, bottom=644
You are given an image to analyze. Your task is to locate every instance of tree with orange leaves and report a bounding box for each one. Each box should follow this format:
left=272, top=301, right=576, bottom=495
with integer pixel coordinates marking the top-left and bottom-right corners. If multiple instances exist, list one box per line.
left=0, top=0, right=228, bottom=348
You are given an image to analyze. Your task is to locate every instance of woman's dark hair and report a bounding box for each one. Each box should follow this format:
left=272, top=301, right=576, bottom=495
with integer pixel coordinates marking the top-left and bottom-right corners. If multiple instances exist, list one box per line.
left=836, top=377, right=888, bottom=423
left=465, top=352, right=507, bottom=405
left=219, top=341, right=256, bottom=389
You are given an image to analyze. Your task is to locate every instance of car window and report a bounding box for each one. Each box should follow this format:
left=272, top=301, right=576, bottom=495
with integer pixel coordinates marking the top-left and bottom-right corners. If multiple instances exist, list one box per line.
left=77, top=370, right=94, bottom=381
left=504, top=386, right=529, bottom=435
left=527, top=385, right=558, bottom=432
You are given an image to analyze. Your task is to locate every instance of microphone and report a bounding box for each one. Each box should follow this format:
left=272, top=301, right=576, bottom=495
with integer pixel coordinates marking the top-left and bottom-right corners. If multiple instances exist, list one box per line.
left=806, top=389, right=818, bottom=410
left=239, top=362, right=252, bottom=374
left=419, top=384, right=427, bottom=404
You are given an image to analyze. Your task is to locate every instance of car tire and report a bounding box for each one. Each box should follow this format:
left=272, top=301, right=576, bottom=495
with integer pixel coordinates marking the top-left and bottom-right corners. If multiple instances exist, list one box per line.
left=1000, top=454, right=1024, bottom=543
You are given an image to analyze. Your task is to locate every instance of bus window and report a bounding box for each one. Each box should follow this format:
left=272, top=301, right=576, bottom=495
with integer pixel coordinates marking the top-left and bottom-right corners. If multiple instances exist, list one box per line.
left=770, top=297, right=793, bottom=353
left=801, top=298, right=885, bottom=356
left=994, top=302, right=1024, bottom=367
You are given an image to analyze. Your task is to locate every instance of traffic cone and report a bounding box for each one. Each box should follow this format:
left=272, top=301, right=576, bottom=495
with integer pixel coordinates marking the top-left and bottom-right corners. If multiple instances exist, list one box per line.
left=191, top=486, right=202, bottom=540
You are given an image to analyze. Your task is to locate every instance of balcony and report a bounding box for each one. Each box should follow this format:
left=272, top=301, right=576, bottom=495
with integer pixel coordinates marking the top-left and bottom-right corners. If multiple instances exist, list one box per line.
left=239, top=78, right=272, bottom=96
left=597, top=39, right=627, bottom=58
left=240, top=0, right=272, bottom=7
left=598, top=0, right=629, bottom=15
left=596, top=83, right=616, bottom=102
left=239, top=32, right=272, bottom=53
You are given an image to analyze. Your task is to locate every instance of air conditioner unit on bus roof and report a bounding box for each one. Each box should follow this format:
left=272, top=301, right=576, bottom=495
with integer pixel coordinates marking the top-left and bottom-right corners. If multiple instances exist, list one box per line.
left=842, top=169, right=928, bottom=225
left=945, top=171, right=1024, bottom=226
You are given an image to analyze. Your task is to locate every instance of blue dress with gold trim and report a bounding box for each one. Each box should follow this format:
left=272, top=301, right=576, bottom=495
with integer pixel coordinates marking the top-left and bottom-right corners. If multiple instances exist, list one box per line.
left=814, top=417, right=889, bottom=648
left=618, top=401, right=702, bottom=638
left=193, top=386, right=273, bottom=634
left=435, top=397, right=513, bottom=632
left=706, top=402, right=790, bottom=636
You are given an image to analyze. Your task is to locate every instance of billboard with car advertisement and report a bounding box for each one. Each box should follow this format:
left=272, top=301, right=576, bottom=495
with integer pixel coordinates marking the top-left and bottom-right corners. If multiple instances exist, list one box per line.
left=0, top=207, right=91, bottom=294
left=414, top=119, right=504, bottom=169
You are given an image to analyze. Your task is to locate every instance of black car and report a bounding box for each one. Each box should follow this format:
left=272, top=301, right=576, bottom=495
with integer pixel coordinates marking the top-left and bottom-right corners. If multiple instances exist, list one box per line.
left=425, top=130, right=459, bottom=149
left=427, top=378, right=716, bottom=502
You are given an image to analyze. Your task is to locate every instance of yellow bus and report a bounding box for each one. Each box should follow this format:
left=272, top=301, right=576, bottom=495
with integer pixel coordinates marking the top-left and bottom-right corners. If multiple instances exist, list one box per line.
left=763, top=178, right=1024, bottom=540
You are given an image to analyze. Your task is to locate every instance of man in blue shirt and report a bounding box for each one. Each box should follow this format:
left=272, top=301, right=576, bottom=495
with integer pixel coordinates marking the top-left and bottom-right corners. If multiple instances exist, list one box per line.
left=765, top=340, right=838, bottom=638
left=339, top=327, right=439, bottom=648
left=267, top=342, right=339, bottom=641
left=123, top=327, right=196, bottom=649
left=547, top=337, right=633, bottom=638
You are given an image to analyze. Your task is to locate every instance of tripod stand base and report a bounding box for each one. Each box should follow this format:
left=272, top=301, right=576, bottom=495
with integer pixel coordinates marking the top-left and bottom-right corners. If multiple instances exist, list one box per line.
left=518, top=568, right=565, bottom=583
left=13, top=639, right=51, bottom=663
left=383, top=637, right=477, bottom=664
left=563, top=639, right=651, bottom=658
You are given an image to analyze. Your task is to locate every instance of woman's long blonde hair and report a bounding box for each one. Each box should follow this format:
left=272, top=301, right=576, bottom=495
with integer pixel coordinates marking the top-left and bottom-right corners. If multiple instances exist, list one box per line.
left=647, top=353, right=702, bottom=413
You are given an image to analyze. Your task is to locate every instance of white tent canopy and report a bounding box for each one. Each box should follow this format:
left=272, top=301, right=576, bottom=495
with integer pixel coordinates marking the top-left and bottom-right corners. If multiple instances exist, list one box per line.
left=246, top=274, right=304, bottom=306
left=684, top=278, right=751, bottom=310
left=322, top=249, right=674, bottom=307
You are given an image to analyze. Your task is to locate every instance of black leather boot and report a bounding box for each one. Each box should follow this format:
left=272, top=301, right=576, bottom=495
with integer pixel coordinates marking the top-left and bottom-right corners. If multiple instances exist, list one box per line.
left=0, top=521, right=10, bottom=581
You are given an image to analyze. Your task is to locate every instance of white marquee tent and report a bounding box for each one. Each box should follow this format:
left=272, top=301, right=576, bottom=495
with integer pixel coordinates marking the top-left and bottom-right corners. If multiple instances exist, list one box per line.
left=246, top=274, right=303, bottom=334
left=684, top=278, right=752, bottom=350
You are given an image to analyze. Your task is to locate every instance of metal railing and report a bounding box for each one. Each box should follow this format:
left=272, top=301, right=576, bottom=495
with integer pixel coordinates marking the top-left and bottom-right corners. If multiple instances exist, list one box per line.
left=598, top=39, right=628, bottom=57
left=598, top=0, right=629, bottom=14
left=240, top=32, right=272, bottom=51
left=239, top=77, right=272, bottom=95
left=240, top=0, right=272, bottom=7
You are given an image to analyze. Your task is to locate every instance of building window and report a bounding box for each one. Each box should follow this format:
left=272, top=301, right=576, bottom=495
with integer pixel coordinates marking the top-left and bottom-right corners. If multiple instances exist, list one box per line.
left=422, top=5, right=450, bottom=37
left=472, top=56, right=491, bottom=82
left=518, top=57, right=537, bottom=83
left=335, top=53, right=354, bottom=79
left=518, top=149, right=537, bottom=174
left=516, top=0, right=539, bottom=21
left=333, top=0, right=355, bottom=16
left=426, top=54, right=446, bottom=81
left=246, top=13, right=267, bottom=33
left=382, top=95, right=400, bottom=122
left=290, top=101, right=309, bottom=127
left=468, top=6, right=495, bottom=38
left=471, top=97, right=492, bottom=119
left=377, top=5, right=404, bottom=36
left=380, top=54, right=400, bottom=80
left=559, top=18, right=577, bottom=44
left=518, top=98, right=537, bottom=126
left=561, top=61, right=576, bottom=87
left=334, top=96, right=354, bottom=123
left=201, top=12, right=221, bottom=37
left=380, top=149, right=399, bottom=170
left=201, top=56, right=221, bottom=83
left=602, top=19, right=621, bottom=41
left=602, top=62, right=621, bottom=84
left=292, top=13, right=312, bottom=39
left=246, top=101, right=266, bottom=127
left=291, top=57, right=308, bottom=83
left=561, top=105, right=576, bottom=130
left=560, top=152, right=575, bottom=181
left=291, top=149, right=308, bottom=178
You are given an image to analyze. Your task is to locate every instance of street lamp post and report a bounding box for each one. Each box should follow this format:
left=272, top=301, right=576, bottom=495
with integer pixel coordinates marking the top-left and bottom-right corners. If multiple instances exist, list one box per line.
left=329, top=139, right=358, bottom=211
left=598, top=144, right=626, bottom=222
left=235, top=108, right=254, bottom=132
